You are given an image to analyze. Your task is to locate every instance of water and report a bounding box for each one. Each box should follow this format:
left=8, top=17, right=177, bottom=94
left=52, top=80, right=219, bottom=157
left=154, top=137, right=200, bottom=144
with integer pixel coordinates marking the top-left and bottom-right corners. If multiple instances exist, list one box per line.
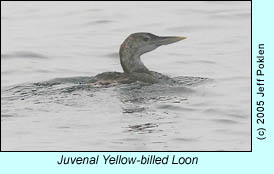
left=1, top=1, right=251, bottom=151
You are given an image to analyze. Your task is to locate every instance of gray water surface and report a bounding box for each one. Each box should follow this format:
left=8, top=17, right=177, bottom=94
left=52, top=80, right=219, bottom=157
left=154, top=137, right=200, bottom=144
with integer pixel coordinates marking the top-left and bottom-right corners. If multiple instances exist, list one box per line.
left=1, top=1, right=251, bottom=151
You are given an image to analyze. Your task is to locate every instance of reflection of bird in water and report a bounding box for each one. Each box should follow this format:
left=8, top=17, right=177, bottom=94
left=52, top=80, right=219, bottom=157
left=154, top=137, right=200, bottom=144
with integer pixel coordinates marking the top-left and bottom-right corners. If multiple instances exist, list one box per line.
left=94, top=33, right=186, bottom=85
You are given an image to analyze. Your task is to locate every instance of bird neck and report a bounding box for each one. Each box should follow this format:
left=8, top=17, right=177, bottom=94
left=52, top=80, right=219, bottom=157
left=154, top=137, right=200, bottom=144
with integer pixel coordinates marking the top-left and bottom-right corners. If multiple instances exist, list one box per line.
left=119, top=46, right=150, bottom=74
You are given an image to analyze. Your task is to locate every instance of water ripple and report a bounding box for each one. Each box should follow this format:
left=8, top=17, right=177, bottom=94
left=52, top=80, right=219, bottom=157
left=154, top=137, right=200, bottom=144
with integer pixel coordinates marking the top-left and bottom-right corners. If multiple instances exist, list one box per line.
left=2, top=51, right=48, bottom=59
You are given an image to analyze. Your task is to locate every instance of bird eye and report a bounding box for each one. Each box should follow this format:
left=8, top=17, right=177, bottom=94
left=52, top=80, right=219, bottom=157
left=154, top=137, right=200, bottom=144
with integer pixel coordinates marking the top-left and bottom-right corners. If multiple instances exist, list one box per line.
left=143, top=37, right=149, bottom=42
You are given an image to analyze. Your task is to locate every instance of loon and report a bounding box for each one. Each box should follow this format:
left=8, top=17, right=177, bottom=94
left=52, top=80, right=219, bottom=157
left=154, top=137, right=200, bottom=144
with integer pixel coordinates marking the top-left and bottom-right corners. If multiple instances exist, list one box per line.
left=44, top=33, right=186, bottom=86
left=93, top=32, right=186, bottom=85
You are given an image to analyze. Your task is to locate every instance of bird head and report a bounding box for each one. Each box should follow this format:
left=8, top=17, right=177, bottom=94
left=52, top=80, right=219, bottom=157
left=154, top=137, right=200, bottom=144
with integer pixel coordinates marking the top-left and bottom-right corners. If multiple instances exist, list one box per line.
left=120, top=32, right=186, bottom=56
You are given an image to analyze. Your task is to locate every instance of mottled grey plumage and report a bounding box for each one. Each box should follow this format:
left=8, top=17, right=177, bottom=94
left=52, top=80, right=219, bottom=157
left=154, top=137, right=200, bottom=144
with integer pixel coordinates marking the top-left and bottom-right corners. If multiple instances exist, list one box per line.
left=95, top=32, right=186, bottom=84
left=120, top=33, right=185, bottom=74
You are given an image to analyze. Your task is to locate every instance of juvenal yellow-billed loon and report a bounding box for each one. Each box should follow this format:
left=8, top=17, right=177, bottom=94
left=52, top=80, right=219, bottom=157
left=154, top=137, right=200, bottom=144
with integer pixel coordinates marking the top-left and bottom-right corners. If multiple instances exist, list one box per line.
left=93, top=32, right=186, bottom=84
